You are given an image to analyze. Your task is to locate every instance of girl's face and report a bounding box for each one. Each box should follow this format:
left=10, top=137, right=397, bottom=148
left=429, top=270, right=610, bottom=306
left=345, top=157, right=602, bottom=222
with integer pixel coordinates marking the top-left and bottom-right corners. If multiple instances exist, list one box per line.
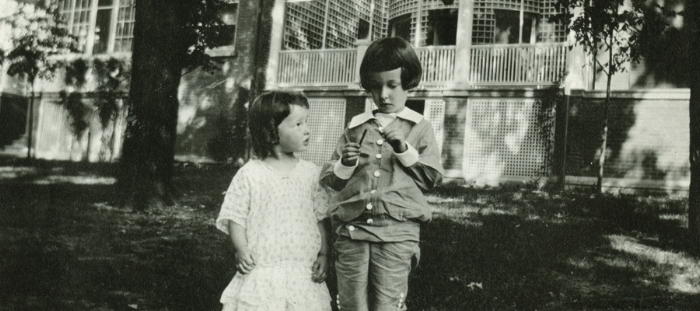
left=368, top=68, right=408, bottom=114
left=276, top=104, right=310, bottom=154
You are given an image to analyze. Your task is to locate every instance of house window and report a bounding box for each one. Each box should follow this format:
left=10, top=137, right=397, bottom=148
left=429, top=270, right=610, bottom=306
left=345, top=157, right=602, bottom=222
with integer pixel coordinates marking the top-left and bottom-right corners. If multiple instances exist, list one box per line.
left=59, top=0, right=134, bottom=55
left=59, top=0, right=237, bottom=55
left=216, top=2, right=238, bottom=46
left=60, top=0, right=91, bottom=53
left=93, top=0, right=114, bottom=54
left=114, top=0, right=135, bottom=53
left=472, top=0, right=564, bottom=45
left=493, top=9, right=537, bottom=44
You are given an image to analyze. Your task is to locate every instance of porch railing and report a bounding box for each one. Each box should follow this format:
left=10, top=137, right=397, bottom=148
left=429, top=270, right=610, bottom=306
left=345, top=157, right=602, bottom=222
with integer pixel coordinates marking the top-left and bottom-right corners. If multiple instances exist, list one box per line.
left=415, top=46, right=456, bottom=87
left=276, top=43, right=567, bottom=88
left=277, top=49, right=356, bottom=87
left=469, top=43, right=568, bottom=86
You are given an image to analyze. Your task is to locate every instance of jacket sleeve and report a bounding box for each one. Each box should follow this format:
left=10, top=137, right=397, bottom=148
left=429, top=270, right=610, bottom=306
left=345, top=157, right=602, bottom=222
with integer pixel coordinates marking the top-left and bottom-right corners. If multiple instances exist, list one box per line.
left=401, top=121, right=444, bottom=191
left=320, top=129, right=351, bottom=191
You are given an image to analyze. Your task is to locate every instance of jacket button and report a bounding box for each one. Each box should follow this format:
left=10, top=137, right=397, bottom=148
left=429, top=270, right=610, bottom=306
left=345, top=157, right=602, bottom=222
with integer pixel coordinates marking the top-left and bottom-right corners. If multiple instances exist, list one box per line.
left=366, top=203, right=373, bottom=210
left=347, top=225, right=355, bottom=231
left=373, top=171, right=380, bottom=177
left=375, top=154, right=382, bottom=159
left=376, top=139, right=383, bottom=145
left=366, top=219, right=374, bottom=224
left=370, top=189, right=376, bottom=194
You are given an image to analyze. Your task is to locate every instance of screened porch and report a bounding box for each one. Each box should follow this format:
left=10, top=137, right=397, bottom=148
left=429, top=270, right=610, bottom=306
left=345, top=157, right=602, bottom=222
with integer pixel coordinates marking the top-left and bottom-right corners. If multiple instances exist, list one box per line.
left=275, top=43, right=569, bottom=89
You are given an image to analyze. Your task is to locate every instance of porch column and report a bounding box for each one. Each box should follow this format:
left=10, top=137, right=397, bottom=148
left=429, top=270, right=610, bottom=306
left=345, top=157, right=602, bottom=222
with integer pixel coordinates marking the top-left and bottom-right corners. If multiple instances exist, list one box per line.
left=264, top=0, right=287, bottom=90
left=414, top=0, right=422, bottom=46
left=566, top=45, right=589, bottom=90
left=453, top=0, right=473, bottom=88
left=351, top=39, right=372, bottom=89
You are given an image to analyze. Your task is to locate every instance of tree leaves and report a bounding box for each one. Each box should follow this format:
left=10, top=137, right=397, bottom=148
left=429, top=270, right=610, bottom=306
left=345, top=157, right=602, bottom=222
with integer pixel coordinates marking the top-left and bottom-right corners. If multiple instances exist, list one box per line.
left=4, top=0, right=79, bottom=82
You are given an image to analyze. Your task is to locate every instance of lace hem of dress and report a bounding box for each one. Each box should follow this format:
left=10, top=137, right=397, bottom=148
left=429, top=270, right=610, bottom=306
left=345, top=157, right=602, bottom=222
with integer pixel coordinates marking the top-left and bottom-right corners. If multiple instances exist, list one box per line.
left=220, top=264, right=331, bottom=311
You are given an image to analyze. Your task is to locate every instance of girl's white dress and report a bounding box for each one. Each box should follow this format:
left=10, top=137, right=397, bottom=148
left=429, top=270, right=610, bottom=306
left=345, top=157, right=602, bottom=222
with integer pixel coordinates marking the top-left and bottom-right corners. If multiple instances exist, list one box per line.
left=216, top=159, right=332, bottom=311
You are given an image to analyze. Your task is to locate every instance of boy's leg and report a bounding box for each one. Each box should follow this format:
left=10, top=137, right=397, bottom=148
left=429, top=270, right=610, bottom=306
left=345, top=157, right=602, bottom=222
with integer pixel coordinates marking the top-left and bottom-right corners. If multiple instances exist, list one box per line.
left=368, top=241, right=420, bottom=311
left=334, top=236, right=371, bottom=311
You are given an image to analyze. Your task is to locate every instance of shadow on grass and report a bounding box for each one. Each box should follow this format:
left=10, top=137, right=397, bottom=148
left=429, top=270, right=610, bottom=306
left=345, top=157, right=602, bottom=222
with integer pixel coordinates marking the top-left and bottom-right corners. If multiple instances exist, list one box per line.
left=0, top=164, right=238, bottom=311
left=409, top=183, right=699, bottom=311
left=1, top=166, right=699, bottom=311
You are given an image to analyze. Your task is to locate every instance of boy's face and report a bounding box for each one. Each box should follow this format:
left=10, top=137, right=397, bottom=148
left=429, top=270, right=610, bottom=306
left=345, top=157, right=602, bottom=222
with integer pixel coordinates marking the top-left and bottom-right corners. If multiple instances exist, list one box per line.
left=276, top=104, right=310, bottom=154
left=368, top=68, right=408, bottom=114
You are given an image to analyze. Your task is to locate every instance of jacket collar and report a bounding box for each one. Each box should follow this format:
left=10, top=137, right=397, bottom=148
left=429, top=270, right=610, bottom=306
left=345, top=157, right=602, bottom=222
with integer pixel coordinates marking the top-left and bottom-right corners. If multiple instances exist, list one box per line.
left=348, top=107, right=424, bottom=129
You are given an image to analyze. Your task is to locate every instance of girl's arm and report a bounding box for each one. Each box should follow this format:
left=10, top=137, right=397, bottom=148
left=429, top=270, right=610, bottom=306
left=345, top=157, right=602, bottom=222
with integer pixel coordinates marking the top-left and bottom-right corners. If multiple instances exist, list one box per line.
left=312, top=220, right=329, bottom=282
left=227, top=220, right=256, bottom=274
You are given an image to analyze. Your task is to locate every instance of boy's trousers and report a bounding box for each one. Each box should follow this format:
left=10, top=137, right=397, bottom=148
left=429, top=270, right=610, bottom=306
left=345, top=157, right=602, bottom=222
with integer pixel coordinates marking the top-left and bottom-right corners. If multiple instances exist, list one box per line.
left=334, top=236, right=420, bottom=311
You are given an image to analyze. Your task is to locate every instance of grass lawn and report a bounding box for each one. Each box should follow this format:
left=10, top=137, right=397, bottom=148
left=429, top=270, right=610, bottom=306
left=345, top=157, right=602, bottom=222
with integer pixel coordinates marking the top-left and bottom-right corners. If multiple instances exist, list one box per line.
left=1, top=159, right=699, bottom=311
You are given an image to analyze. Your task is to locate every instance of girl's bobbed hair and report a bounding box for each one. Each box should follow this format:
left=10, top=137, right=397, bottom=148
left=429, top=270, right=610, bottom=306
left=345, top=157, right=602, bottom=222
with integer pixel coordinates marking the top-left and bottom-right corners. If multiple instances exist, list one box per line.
left=359, top=37, right=422, bottom=90
left=248, top=91, right=309, bottom=159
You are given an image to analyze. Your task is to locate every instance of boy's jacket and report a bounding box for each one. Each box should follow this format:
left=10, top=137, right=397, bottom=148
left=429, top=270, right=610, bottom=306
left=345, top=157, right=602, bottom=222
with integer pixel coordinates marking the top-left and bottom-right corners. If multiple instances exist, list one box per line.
left=320, top=108, right=444, bottom=224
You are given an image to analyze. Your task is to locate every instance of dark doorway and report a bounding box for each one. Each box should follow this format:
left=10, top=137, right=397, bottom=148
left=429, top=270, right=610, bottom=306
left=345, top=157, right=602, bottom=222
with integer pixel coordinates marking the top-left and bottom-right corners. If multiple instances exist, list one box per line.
left=406, top=99, right=425, bottom=115
left=0, top=94, right=28, bottom=148
left=426, top=9, right=458, bottom=46
left=389, top=14, right=412, bottom=43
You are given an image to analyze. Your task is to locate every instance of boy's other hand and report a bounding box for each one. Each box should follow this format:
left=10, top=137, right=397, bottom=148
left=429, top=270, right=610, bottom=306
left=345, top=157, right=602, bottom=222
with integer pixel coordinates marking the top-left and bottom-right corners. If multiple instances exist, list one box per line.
left=341, top=142, right=361, bottom=166
left=312, top=254, right=328, bottom=283
left=382, top=127, right=407, bottom=153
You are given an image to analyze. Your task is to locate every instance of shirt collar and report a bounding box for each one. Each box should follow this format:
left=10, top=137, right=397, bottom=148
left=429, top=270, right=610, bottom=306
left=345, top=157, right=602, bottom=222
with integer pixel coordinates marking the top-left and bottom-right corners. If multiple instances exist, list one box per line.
left=348, top=107, right=424, bottom=129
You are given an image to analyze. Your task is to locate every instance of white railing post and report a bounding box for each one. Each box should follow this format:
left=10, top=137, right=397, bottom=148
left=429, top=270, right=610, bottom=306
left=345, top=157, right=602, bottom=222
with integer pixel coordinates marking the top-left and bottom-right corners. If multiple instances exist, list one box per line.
left=351, top=39, right=371, bottom=89
left=453, top=0, right=473, bottom=88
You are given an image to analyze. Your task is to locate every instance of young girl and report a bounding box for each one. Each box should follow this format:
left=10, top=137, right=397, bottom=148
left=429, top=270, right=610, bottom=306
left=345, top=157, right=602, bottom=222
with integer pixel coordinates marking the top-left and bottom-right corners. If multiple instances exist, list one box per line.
left=321, top=37, right=444, bottom=311
left=216, top=91, right=331, bottom=311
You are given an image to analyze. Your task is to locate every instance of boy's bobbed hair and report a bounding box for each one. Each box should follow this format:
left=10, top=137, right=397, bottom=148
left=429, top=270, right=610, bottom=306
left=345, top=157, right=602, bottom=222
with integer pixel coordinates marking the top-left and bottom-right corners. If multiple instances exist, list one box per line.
left=359, top=37, right=422, bottom=90
left=248, top=91, right=309, bottom=159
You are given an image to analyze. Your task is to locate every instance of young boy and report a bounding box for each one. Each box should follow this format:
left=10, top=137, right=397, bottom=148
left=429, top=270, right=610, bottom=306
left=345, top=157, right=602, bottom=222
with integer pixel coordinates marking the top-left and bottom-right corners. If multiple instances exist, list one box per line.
left=320, top=37, right=444, bottom=311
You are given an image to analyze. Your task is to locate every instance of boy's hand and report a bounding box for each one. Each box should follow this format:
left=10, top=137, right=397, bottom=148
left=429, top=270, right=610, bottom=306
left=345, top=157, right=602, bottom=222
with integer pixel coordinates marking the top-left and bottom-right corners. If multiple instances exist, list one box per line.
left=381, top=127, right=407, bottom=153
left=234, top=248, right=256, bottom=274
left=341, top=142, right=361, bottom=166
left=311, top=254, right=328, bottom=283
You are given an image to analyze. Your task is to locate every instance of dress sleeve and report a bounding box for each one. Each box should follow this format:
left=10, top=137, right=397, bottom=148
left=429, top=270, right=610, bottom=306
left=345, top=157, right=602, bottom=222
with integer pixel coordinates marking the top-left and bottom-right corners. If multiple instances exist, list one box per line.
left=216, top=166, right=251, bottom=234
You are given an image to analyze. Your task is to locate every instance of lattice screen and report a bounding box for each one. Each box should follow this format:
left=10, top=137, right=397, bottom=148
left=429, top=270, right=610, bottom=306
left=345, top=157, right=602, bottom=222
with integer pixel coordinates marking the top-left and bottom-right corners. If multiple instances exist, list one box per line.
left=284, top=0, right=326, bottom=49
left=424, top=99, right=445, bottom=155
left=463, top=98, right=551, bottom=179
left=35, top=101, right=74, bottom=160
left=299, top=98, right=347, bottom=165
left=284, top=0, right=388, bottom=50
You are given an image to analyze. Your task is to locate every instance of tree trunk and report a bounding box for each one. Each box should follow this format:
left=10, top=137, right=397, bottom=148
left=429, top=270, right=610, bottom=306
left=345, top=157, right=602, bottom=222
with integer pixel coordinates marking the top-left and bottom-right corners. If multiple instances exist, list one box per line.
left=688, top=2, right=700, bottom=247
left=250, top=0, right=275, bottom=104
left=26, top=77, right=36, bottom=160
left=118, top=0, right=187, bottom=210
left=597, top=40, right=613, bottom=193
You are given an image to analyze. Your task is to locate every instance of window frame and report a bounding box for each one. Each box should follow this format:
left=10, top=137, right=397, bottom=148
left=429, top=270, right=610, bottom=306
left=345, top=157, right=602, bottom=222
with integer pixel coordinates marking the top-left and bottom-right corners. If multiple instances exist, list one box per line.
left=206, top=1, right=239, bottom=58
left=58, top=0, right=239, bottom=58
left=59, top=0, right=133, bottom=57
